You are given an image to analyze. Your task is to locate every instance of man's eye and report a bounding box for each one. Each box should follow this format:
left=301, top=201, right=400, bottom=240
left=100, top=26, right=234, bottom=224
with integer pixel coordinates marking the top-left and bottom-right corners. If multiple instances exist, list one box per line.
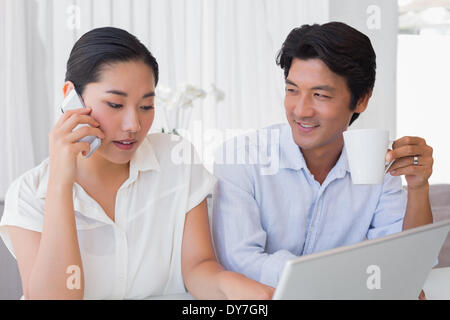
left=314, top=93, right=330, bottom=99
left=141, top=105, right=154, bottom=111
left=285, top=88, right=296, bottom=93
left=107, top=102, right=123, bottom=108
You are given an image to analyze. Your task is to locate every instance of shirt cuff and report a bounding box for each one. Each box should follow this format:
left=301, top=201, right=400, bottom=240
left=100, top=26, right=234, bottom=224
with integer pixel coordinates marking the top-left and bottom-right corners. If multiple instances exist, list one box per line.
left=259, top=250, right=297, bottom=287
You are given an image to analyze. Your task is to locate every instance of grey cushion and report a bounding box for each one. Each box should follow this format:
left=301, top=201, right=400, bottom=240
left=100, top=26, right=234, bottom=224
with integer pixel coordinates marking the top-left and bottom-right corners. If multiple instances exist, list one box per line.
left=428, top=185, right=450, bottom=268
left=402, top=184, right=450, bottom=268
left=0, top=201, right=23, bottom=299
left=429, top=184, right=450, bottom=208
left=432, top=206, right=450, bottom=268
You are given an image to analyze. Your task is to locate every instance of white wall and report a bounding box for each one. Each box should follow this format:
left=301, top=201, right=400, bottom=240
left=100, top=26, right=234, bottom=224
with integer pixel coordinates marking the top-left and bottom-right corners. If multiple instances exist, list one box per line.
left=397, top=34, right=450, bottom=184
left=329, top=0, right=399, bottom=140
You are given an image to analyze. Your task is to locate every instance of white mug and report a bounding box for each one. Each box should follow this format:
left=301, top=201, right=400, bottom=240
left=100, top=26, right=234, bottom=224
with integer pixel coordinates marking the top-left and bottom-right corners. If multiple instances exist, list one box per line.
left=343, top=129, right=393, bottom=185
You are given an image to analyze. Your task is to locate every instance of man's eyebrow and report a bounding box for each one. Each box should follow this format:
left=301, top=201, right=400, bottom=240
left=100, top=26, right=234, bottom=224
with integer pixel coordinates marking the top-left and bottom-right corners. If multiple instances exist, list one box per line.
left=285, top=80, right=336, bottom=93
left=105, top=90, right=155, bottom=98
left=310, top=85, right=336, bottom=92
left=285, top=79, right=298, bottom=87
left=142, top=91, right=155, bottom=98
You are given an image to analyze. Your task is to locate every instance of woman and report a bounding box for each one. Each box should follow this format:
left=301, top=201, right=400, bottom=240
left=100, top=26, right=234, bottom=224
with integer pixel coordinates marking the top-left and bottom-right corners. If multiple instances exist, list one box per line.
left=0, top=27, right=274, bottom=300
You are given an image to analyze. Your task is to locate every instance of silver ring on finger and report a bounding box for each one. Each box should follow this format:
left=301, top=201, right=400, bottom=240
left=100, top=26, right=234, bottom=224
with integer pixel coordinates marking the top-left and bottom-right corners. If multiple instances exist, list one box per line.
left=413, top=155, right=419, bottom=166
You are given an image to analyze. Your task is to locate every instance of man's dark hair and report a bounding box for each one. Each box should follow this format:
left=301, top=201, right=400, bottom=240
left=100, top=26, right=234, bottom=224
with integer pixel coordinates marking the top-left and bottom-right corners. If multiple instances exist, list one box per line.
left=65, top=27, right=159, bottom=95
left=276, top=22, right=376, bottom=126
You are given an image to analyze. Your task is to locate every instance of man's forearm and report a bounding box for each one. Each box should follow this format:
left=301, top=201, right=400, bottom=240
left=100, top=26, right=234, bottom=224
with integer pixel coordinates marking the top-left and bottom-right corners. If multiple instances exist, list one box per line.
left=403, top=183, right=433, bottom=231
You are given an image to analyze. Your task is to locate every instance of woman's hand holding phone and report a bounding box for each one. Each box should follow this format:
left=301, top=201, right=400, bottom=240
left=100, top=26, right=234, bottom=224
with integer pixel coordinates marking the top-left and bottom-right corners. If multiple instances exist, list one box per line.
left=48, top=107, right=105, bottom=185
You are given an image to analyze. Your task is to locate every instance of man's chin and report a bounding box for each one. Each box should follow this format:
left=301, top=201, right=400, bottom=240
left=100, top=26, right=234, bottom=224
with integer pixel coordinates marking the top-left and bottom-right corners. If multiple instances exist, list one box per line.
left=291, top=134, right=317, bottom=150
left=290, top=127, right=318, bottom=150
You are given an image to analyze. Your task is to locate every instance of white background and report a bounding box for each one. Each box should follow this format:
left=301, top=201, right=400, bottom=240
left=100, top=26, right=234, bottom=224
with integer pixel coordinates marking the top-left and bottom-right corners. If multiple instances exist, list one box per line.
left=397, top=34, right=450, bottom=185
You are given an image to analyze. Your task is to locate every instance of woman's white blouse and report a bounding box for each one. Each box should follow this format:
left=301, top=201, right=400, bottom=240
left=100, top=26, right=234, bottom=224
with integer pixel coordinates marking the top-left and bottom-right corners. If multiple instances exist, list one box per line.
left=0, top=133, right=216, bottom=299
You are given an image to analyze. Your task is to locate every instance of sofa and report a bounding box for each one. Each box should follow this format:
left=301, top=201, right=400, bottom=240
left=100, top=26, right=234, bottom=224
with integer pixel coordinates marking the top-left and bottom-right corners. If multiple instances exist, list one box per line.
left=1, top=184, right=449, bottom=299
left=428, top=184, right=450, bottom=267
left=0, top=201, right=22, bottom=299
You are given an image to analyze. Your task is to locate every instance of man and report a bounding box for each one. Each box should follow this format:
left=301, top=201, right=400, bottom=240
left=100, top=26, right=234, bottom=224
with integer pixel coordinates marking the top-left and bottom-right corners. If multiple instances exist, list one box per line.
left=212, top=22, right=433, bottom=298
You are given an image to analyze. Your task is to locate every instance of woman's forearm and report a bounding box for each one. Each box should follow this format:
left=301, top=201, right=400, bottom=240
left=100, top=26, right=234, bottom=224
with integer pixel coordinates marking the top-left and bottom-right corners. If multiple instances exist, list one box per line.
left=28, top=177, right=84, bottom=299
left=184, top=259, right=228, bottom=299
left=184, top=260, right=275, bottom=300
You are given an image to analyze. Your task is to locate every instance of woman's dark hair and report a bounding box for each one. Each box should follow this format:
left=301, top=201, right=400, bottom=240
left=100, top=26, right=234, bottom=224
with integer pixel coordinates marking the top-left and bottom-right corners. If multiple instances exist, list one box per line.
left=276, top=22, right=376, bottom=126
left=65, top=27, right=159, bottom=95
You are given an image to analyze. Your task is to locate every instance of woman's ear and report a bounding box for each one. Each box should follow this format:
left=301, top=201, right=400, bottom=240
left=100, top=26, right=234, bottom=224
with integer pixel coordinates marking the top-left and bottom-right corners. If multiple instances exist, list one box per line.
left=62, top=81, right=75, bottom=98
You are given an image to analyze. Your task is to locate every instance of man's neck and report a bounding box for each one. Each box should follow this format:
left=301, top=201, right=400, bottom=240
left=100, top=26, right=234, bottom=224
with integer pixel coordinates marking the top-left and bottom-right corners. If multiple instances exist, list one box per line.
left=301, top=139, right=344, bottom=185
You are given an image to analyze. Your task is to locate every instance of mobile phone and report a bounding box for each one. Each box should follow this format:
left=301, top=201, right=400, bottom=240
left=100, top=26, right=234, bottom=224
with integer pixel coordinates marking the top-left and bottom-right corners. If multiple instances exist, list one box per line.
left=60, top=88, right=101, bottom=158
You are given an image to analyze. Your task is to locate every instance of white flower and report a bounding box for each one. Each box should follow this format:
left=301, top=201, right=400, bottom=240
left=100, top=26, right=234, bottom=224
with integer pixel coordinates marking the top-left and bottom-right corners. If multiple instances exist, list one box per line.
left=209, top=83, right=225, bottom=102
left=175, top=84, right=206, bottom=108
left=155, top=86, right=174, bottom=107
left=155, top=83, right=225, bottom=133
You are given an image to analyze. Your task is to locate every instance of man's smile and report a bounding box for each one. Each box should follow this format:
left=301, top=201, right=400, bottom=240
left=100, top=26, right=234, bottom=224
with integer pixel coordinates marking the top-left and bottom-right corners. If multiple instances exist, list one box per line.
left=294, top=120, right=320, bottom=133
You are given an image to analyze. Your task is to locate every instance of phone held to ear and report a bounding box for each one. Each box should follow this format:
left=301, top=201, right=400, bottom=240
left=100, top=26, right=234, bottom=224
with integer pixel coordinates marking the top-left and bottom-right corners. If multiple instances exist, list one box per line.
left=60, top=89, right=101, bottom=158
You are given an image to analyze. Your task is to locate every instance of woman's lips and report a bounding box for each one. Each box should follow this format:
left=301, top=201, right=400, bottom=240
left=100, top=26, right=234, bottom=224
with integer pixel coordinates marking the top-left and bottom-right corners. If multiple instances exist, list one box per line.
left=113, top=140, right=136, bottom=150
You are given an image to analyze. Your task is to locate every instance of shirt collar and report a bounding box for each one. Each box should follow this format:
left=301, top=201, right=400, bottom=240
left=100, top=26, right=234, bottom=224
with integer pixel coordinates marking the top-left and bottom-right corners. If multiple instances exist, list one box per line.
left=129, top=135, right=161, bottom=176
left=279, top=123, right=350, bottom=177
left=36, top=135, right=160, bottom=200
left=331, top=146, right=350, bottom=179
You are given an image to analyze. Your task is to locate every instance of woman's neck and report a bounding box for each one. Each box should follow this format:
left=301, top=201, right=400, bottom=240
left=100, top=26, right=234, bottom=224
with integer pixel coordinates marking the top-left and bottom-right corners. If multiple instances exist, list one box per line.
left=75, top=152, right=130, bottom=185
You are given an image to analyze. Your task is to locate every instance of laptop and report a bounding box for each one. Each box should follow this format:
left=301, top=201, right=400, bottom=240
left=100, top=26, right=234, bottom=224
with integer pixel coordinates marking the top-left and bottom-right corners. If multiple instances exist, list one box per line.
left=273, top=219, right=450, bottom=300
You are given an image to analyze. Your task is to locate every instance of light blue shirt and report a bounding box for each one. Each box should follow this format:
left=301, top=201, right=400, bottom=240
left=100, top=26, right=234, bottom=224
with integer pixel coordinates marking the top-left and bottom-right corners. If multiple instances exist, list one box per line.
left=212, top=123, right=406, bottom=287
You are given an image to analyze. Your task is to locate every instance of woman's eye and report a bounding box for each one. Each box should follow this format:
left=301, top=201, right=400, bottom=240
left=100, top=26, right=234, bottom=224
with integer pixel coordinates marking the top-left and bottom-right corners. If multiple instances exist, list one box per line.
left=107, top=102, right=153, bottom=110
left=107, top=102, right=123, bottom=109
